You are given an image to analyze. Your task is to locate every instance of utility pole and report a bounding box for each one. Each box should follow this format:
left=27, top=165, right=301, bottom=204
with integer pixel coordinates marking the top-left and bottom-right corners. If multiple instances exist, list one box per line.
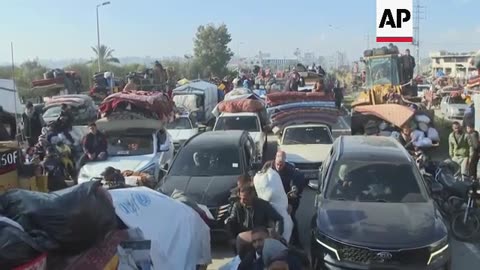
left=365, top=33, right=370, bottom=50
left=412, top=0, right=426, bottom=76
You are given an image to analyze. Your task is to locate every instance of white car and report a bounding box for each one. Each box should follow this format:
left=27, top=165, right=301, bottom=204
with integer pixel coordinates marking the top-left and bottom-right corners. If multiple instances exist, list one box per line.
left=166, top=112, right=200, bottom=153
left=213, top=112, right=267, bottom=162
left=277, top=124, right=333, bottom=188
left=78, top=124, right=175, bottom=184
left=440, top=95, right=469, bottom=119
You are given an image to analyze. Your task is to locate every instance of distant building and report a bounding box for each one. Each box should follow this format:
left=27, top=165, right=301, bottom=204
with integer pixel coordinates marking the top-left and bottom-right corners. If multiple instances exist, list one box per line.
left=430, top=51, right=476, bottom=78
left=262, top=58, right=297, bottom=70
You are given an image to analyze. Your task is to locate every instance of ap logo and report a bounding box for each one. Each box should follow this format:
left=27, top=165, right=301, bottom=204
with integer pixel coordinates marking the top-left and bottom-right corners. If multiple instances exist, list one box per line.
left=376, top=0, right=413, bottom=42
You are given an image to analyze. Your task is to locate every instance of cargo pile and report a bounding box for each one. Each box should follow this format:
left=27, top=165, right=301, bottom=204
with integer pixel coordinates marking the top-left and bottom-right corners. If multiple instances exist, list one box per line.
left=0, top=183, right=212, bottom=269
left=266, top=92, right=340, bottom=133
left=353, top=104, right=440, bottom=146
left=31, top=69, right=82, bottom=95
left=99, top=90, right=175, bottom=122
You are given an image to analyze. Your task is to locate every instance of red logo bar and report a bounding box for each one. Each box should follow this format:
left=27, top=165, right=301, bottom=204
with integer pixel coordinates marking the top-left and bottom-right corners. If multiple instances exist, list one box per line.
left=376, top=37, right=413, bottom=42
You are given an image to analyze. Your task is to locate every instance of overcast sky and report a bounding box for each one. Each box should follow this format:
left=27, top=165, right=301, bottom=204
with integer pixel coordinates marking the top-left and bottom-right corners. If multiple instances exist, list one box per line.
left=1, top=0, right=479, bottom=63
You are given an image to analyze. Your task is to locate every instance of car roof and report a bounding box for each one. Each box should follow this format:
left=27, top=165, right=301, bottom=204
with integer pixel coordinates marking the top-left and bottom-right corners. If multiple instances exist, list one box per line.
left=337, top=136, right=412, bottom=163
left=186, top=130, right=247, bottom=147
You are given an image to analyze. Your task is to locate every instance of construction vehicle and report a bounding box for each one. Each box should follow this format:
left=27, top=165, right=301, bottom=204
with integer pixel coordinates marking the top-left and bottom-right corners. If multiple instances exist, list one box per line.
left=351, top=47, right=407, bottom=107
left=351, top=46, right=433, bottom=134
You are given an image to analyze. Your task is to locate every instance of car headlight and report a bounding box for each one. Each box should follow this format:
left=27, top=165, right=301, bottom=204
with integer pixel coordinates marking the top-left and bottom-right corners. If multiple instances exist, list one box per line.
left=139, top=164, right=156, bottom=176
left=314, top=228, right=341, bottom=261
left=427, top=237, right=449, bottom=265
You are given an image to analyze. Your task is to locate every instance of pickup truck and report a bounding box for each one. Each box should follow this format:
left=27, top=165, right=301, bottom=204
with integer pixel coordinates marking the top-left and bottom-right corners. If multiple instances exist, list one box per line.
left=213, top=112, right=267, bottom=162
left=277, top=123, right=333, bottom=189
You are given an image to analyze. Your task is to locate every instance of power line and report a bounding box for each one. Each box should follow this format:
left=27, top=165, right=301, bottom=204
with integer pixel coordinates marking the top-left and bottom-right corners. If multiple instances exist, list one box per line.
left=413, top=0, right=426, bottom=75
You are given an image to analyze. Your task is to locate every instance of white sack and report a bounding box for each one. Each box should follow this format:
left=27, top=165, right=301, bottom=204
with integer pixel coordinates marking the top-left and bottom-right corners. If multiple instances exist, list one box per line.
left=109, top=187, right=211, bottom=270
left=415, top=114, right=431, bottom=124
left=414, top=137, right=433, bottom=147
left=253, top=168, right=293, bottom=242
left=411, top=130, right=425, bottom=142
left=427, top=127, right=440, bottom=142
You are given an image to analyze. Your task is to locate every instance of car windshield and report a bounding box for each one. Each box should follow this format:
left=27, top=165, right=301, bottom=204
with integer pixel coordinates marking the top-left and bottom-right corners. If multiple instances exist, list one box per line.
left=166, top=117, right=192, bottom=129
left=325, top=160, right=427, bottom=203
left=449, top=96, right=465, bottom=104
left=365, top=57, right=399, bottom=87
left=283, top=126, right=332, bottom=145
left=106, top=133, right=153, bottom=156
left=169, top=144, right=241, bottom=176
left=215, top=116, right=259, bottom=132
left=43, top=106, right=62, bottom=118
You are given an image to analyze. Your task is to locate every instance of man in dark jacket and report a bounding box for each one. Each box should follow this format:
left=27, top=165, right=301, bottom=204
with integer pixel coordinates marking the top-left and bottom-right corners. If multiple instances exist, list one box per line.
left=226, top=185, right=284, bottom=241
left=78, top=122, right=108, bottom=170
left=467, top=124, right=479, bottom=180
left=22, top=102, right=44, bottom=147
left=402, top=49, right=416, bottom=82
left=238, top=227, right=269, bottom=270
left=59, top=104, right=75, bottom=144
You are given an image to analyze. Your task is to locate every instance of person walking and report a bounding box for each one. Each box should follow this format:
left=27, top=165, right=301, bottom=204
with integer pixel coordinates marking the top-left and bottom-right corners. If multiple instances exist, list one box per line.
left=449, top=121, right=471, bottom=178
left=466, top=124, right=480, bottom=180
left=333, top=81, right=344, bottom=110
left=22, top=102, right=44, bottom=147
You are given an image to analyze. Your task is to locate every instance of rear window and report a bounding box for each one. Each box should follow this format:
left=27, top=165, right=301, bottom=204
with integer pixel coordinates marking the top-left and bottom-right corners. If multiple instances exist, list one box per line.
left=169, top=144, right=241, bottom=176
left=214, top=116, right=259, bottom=132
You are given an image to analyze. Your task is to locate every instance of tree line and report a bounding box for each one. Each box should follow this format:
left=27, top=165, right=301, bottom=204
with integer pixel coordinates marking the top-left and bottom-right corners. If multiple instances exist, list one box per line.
left=0, top=23, right=234, bottom=98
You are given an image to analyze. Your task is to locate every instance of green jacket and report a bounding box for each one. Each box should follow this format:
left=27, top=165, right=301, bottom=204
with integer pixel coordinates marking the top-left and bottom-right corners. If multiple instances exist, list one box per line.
left=449, top=132, right=470, bottom=158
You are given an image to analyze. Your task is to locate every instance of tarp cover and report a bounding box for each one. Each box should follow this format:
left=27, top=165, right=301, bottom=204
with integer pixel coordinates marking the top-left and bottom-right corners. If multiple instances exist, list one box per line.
left=109, top=187, right=211, bottom=270
left=218, top=99, right=264, bottom=113
left=99, top=90, right=175, bottom=121
left=354, top=104, right=414, bottom=128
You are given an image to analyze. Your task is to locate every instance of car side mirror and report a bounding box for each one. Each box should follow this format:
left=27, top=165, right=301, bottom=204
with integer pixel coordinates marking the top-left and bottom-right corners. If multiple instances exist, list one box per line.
left=198, top=125, right=206, bottom=133
left=431, top=182, right=443, bottom=194
left=308, top=167, right=322, bottom=191
left=161, top=163, right=169, bottom=171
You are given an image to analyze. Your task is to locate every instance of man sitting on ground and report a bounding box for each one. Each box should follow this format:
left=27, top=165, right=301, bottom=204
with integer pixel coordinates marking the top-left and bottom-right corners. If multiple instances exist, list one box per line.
left=78, top=122, right=108, bottom=170
left=238, top=227, right=269, bottom=270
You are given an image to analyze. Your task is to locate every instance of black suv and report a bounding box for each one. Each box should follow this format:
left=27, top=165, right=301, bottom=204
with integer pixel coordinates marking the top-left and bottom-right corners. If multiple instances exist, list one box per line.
left=311, top=136, right=451, bottom=270
left=158, top=130, right=260, bottom=234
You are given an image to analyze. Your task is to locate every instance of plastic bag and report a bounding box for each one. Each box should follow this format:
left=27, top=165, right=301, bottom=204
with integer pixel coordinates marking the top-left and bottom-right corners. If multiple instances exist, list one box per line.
left=0, top=222, right=44, bottom=269
left=0, top=181, right=117, bottom=254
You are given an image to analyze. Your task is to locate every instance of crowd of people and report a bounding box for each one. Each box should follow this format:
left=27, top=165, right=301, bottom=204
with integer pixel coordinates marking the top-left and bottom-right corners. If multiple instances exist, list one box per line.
left=224, top=150, right=309, bottom=269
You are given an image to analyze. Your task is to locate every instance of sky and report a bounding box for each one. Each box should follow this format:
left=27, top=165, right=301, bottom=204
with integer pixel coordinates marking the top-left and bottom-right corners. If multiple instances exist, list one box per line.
left=0, top=0, right=479, bottom=64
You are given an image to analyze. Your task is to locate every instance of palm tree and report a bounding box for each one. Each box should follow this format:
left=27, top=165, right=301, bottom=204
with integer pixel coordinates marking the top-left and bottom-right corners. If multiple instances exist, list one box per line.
left=90, top=45, right=120, bottom=71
